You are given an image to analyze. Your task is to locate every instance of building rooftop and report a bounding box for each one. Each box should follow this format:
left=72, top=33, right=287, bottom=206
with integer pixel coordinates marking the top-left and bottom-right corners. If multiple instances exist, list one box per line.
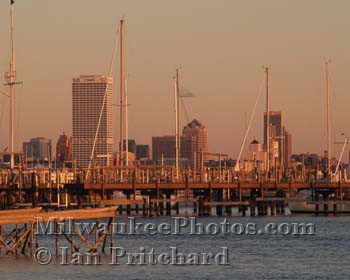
left=72, top=75, right=113, bottom=83
left=184, top=119, right=204, bottom=129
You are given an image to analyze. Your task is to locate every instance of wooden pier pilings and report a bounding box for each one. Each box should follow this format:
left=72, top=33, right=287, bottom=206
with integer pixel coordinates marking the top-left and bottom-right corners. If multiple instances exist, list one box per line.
left=0, top=207, right=117, bottom=256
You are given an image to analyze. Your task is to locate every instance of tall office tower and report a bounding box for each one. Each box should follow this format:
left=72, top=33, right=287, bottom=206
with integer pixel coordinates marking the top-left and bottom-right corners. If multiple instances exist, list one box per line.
left=264, top=111, right=282, bottom=166
left=264, top=111, right=282, bottom=147
left=152, top=119, right=208, bottom=168
left=72, top=75, right=113, bottom=168
left=182, top=119, right=208, bottom=168
left=56, top=132, right=72, bottom=166
left=264, top=111, right=292, bottom=168
left=23, top=137, right=52, bottom=163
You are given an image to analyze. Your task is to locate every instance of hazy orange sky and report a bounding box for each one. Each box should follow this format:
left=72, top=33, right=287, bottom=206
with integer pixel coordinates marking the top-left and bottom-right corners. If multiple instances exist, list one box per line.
left=1, top=0, right=350, bottom=158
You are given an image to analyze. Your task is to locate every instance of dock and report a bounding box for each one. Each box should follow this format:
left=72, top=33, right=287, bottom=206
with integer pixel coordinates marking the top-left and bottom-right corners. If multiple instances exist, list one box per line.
left=0, top=167, right=349, bottom=216
left=0, top=207, right=117, bottom=256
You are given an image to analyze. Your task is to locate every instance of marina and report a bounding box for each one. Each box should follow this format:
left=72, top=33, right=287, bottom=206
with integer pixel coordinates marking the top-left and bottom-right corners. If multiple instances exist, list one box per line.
left=0, top=2, right=350, bottom=219
left=1, top=1, right=350, bottom=279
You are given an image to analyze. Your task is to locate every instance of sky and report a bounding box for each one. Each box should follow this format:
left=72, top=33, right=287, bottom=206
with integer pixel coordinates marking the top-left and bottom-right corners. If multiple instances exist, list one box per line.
left=1, top=0, right=350, bottom=159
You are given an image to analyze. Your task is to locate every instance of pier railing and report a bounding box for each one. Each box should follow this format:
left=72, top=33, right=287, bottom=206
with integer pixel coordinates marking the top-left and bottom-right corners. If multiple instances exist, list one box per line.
left=1, top=166, right=350, bottom=215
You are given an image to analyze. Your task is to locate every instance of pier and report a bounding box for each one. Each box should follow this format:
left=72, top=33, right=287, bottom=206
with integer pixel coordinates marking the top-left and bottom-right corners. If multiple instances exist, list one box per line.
left=0, top=207, right=117, bottom=256
left=0, top=166, right=349, bottom=216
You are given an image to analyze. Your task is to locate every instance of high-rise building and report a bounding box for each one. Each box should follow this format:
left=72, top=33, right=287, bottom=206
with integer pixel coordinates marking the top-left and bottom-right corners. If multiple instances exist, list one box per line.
left=136, top=144, right=150, bottom=160
left=182, top=119, right=208, bottom=168
left=264, top=111, right=292, bottom=168
left=72, top=75, right=113, bottom=168
left=152, top=119, right=208, bottom=168
left=23, top=137, right=52, bottom=163
left=56, top=133, right=72, bottom=165
left=264, top=111, right=282, bottom=149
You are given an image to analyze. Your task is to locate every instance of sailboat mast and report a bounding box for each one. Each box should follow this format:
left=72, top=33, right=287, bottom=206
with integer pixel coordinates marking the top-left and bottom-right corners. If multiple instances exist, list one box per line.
left=6, top=3, right=17, bottom=169
left=119, top=19, right=125, bottom=166
left=265, top=67, right=270, bottom=179
left=174, top=69, right=180, bottom=180
left=10, top=7, right=15, bottom=169
left=176, top=69, right=180, bottom=173
left=326, top=61, right=331, bottom=180
left=125, top=77, right=129, bottom=166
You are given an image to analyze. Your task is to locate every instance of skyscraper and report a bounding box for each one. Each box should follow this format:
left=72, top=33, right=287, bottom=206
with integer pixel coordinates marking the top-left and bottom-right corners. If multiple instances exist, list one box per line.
left=72, top=75, right=113, bottom=168
left=264, top=111, right=292, bottom=169
left=182, top=119, right=208, bottom=168
left=152, top=119, right=208, bottom=168
left=264, top=111, right=282, bottom=148
left=56, top=132, right=72, bottom=166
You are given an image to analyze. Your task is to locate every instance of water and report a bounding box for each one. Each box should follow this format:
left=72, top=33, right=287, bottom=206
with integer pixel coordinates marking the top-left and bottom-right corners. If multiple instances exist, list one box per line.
left=1, top=216, right=350, bottom=280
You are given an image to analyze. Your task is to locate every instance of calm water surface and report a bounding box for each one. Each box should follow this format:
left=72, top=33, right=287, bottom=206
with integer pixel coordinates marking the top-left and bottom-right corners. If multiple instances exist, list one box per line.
left=0, top=216, right=350, bottom=280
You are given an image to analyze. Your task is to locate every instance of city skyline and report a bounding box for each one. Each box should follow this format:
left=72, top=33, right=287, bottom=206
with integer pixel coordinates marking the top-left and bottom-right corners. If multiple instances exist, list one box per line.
left=1, top=1, right=350, bottom=158
left=0, top=3, right=349, bottom=278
